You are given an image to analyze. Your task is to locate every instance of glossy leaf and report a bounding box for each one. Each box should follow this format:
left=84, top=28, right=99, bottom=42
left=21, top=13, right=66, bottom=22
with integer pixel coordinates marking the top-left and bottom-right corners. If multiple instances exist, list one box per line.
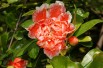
left=28, top=43, right=39, bottom=59
left=14, top=31, right=23, bottom=40
left=51, top=56, right=83, bottom=68
left=76, top=8, right=89, bottom=19
left=74, top=19, right=103, bottom=37
left=0, top=32, right=9, bottom=52
left=75, top=15, right=84, bottom=31
left=7, top=0, right=18, bottom=4
left=5, top=13, right=16, bottom=29
left=13, top=40, right=35, bottom=57
left=81, top=48, right=102, bottom=68
left=46, top=65, right=53, bottom=68
left=88, top=53, right=103, bottom=68
left=1, top=3, right=9, bottom=8
left=0, top=27, right=3, bottom=32
left=7, top=66, right=14, bottom=68
left=21, top=19, right=34, bottom=28
left=79, top=36, right=92, bottom=42
left=22, top=10, right=34, bottom=17
left=80, top=41, right=93, bottom=47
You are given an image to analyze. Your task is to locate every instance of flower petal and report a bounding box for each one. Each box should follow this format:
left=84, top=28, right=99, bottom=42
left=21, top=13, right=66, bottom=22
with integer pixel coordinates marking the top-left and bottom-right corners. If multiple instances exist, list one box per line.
left=28, top=23, right=39, bottom=39
left=44, top=42, right=66, bottom=59
left=32, top=4, right=48, bottom=23
left=59, top=11, right=72, bottom=23
left=44, top=48, right=60, bottom=59
left=67, top=23, right=75, bottom=33
left=14, top=58, right=22, bottom=63
left=49, top=1, right=66, bottom=18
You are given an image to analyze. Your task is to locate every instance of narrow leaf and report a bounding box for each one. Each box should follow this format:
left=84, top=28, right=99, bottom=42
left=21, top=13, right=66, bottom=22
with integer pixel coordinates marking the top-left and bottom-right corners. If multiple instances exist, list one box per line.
left=79, top=36, right=92, bottom=42
left=22, top=10, right=34, bottom=17
left=21, top=19, right=34, bottom=28
left=7, top=0, right=18, bottom=4
left=81, top=48, right=102, bottom=68
left=80, top=41, right=93, bottom=47
left=74, top=19, right=103, bottom=37
left=46, top=65, right=53, bottom=68
left=1, top=32, right=9, bottom=52
left=13, top=40, right=35, bottom=57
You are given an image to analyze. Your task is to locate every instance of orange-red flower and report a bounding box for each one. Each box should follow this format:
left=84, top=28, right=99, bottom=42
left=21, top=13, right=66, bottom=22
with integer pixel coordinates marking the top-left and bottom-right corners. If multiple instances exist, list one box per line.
left=27, top=1, right=75, bottom=59
left=7, top=58, right=27, bottom=68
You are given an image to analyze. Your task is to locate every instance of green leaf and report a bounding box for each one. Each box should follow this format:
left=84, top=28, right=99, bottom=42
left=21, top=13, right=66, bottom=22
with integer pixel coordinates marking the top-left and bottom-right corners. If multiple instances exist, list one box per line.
left=88, top=53, right=103, bottom=68
left=0, top=49, right=13, bottom=60
left=0, top=32, right=9, bottom=52
left=72, top=8, right=84, bottom=31
left=46, top=0, right=51, bottom=4
left=0, top=27, right=3, bottom=32
left=28, top=44, right=39, bottom=59
left=0, top=61, right=2, bottom=65
left=74, top=19, right=103, bottom=37
left=5, top=12, right=16, bottom=29
left=79, top=36, right=92, bottom=42
left=1, top=3, right=9, bottom=8
left=80, top=41, right=93, bottom=47
left=14, top=31, right=23, bottom=40
left=51, top=56, right=83, bottom=68
left=83, top=12, right=89, bottom=19
left=7, top=66, right=14, bottom=68
left=22, top=10, right=34, bottom=17
left=21, top=19, right=34, bottom=28
left=46, top=65, right=53, bottom=68
left=13, top=40, right=35, bottom=57
left=7, top=0, right=18, bottom=4
left=76, top=8, right=89, bottom=19
left=81, top=48, right=102, bottom=68
left=75, top=15, right=84, bottom=31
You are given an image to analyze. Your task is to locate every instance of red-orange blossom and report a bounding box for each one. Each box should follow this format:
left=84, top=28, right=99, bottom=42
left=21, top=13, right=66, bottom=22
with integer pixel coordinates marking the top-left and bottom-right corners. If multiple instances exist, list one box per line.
left=27, top=1, right=75, bottom=59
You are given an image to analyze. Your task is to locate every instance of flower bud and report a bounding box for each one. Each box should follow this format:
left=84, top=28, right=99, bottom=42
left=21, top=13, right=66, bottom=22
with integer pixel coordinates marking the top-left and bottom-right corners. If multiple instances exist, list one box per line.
left=68, top=36, right=78, bottom=46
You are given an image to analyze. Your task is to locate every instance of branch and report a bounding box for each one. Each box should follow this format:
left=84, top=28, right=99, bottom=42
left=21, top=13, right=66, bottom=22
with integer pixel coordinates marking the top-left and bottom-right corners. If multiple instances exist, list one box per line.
left=8, top=12, right=22, bottom=50
left=97, top=25, right=103, bottom=49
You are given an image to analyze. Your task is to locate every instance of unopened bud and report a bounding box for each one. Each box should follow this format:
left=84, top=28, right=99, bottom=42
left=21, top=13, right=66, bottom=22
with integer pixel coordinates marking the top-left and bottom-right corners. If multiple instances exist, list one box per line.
left=68, top=36, right=78, bottom=46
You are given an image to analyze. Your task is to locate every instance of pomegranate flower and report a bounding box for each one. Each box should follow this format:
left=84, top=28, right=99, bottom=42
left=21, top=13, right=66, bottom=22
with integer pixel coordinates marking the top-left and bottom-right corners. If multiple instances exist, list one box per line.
left=27, top=1, right=75, bottom=59
left=7, top=58, right=27, bottom=68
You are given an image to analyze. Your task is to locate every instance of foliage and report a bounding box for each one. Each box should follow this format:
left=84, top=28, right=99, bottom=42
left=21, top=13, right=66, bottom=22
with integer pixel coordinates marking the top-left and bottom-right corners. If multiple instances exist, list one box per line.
left=0, top=0, right=103, bottom=68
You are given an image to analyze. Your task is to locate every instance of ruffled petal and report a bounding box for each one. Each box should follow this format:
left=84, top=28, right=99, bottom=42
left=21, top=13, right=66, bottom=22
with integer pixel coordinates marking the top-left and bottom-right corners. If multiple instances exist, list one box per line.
left=28, top=24, right=39, bottom=39
left=44, top=41, right=66, bottom=59
left=32, top=4, right=48, bottom=23
left=67, top=23, right=75, bottom=33
left=44, top=48, right=60, bottom=59
left=59, top=11, right=72, bottom=23
left=27, top=1, right=75, bottom=59
left=49, top=1, right=66, bottom=18
left=14, top=58, right=22, bottom=63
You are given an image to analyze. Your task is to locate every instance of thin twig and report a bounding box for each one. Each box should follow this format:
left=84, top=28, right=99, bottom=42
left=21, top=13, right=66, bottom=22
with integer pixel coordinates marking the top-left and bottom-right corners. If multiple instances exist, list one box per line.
left=7, top=0, right=28, bottom=50
left=8, top=13, right=22, bottom=50
left=97, top=25, right=103, bottom=49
